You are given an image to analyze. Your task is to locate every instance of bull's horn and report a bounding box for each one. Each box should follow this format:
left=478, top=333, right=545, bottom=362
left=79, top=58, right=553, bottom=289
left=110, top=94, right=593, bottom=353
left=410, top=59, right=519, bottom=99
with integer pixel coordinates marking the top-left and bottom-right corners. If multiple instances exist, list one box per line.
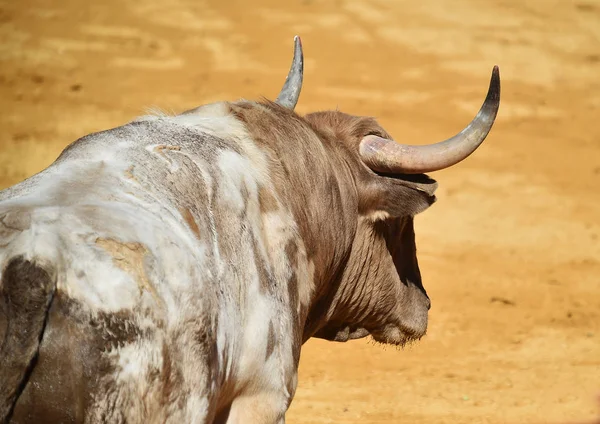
left=359, top=66, right=500, bottom=174
left=275, top=36, right=304, bottom=109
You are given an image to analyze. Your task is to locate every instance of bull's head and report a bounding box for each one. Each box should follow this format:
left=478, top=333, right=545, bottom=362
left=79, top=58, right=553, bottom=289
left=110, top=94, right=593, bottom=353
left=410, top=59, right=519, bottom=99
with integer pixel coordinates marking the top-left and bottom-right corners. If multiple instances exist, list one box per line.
left=267, top=37, right=500, bottom=347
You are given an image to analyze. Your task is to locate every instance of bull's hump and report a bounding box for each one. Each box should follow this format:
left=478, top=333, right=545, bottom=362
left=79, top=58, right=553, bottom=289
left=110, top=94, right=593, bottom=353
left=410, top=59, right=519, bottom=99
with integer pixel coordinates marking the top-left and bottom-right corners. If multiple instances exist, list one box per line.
left=0, top=103, right=291, bottom=308
left=0, top=102, right=251, bottom=204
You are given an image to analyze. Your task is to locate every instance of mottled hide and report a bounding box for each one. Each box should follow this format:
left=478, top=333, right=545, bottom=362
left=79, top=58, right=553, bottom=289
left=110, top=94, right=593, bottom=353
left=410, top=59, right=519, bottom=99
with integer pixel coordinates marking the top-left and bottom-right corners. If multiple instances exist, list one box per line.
left=0, top=56, right=498, bottom=421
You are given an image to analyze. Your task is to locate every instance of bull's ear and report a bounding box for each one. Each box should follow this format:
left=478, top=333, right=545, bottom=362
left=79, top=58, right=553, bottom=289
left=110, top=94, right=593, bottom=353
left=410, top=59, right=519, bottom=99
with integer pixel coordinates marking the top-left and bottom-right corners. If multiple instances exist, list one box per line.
left=358, top=174, right=438, bottom=220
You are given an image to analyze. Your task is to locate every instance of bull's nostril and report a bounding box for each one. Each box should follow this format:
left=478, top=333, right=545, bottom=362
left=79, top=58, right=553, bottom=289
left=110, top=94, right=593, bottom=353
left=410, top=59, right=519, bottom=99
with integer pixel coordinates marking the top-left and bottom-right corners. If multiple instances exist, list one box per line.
left=426, top=297, right=431, bottom=310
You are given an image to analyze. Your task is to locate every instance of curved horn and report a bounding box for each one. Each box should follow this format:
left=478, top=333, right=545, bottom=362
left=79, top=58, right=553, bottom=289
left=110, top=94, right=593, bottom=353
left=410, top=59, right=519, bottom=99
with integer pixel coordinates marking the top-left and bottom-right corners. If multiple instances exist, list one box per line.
left=359, top=66, right=501, bottom=174
left=275, top=36, right=304, bottom=109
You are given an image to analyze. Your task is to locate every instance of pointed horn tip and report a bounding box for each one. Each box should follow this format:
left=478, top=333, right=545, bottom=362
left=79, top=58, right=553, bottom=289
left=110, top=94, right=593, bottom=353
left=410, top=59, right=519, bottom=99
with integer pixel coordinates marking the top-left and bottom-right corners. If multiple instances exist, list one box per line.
left=293, top=36, right=303, bottom=59
left=487, top=64, right=501, bottom=102
left=491, top=65, right=500, bottom=84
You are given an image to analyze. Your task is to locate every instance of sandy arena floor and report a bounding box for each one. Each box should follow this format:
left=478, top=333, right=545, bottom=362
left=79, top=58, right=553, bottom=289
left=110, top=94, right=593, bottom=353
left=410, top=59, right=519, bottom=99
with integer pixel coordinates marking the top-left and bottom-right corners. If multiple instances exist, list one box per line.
left=0, top=0, right=599, bottom=422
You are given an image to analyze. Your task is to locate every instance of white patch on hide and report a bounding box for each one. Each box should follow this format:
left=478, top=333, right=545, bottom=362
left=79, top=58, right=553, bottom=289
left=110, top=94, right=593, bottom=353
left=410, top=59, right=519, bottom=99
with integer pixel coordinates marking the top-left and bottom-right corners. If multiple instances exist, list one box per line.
left=113, top=339, right=161, bottom=383
left=294, top=239, right=315, bottom=312
left=367, top=210, right=391, bottom=222
left=216, top=151, right=252, bottom=214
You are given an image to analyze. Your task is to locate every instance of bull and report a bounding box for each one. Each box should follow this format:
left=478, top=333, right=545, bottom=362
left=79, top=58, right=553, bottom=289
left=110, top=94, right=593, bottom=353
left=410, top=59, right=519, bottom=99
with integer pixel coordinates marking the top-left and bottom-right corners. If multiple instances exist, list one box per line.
left=0, top=36, right=500, bottom=423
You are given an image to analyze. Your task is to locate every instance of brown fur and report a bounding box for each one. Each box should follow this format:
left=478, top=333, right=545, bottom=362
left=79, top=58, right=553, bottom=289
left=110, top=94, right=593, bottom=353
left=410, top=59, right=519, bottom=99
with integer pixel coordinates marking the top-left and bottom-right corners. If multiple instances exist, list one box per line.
left=232, top=100, right=436, bottom=346
left=180, top=207, right=202, bottom=240
left=95, top=238, right=159, bottom=302
left=258, top=186, right=279, bottom=214
left=284, top=239, right=302, bottom=365
left=0, top=257, right=56, bottom=423
left=265, top=321, right=276, bottom=360
left=252, top=234, right=275, bottom=294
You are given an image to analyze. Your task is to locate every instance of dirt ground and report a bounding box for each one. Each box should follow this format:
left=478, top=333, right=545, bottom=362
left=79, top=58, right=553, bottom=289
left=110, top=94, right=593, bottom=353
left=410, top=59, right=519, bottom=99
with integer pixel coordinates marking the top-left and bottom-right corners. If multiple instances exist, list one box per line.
left=1, top=0, right=599, bottom=423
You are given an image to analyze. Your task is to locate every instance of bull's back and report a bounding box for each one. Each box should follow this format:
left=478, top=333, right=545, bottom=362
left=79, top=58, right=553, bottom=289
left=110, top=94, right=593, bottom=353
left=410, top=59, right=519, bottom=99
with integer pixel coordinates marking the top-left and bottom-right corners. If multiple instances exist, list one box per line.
left=0, top=110, right=294, bottom=422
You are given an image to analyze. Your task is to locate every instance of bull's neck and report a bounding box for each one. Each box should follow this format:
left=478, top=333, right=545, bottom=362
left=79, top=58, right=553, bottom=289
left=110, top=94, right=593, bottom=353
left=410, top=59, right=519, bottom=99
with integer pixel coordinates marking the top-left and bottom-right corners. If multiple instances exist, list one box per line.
left=228, top=101, right=359, bottom=336
left=280, top=143, right=359, bottom=340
